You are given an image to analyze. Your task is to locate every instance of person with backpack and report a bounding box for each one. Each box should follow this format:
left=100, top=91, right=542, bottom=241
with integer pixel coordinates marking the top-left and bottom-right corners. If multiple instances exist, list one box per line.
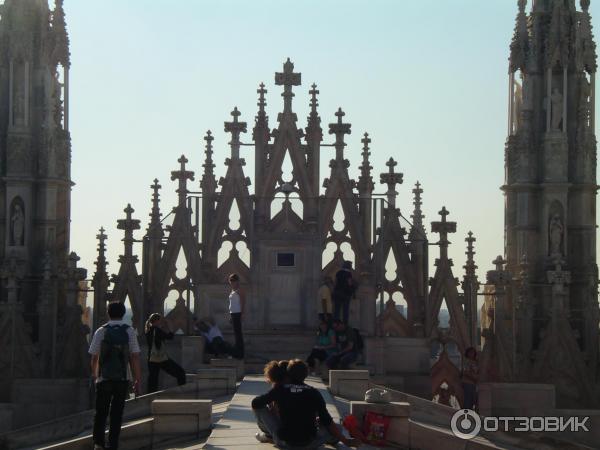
left=89, top=302, right=141, bottom=450
left=326, top=320, right=361, bottom=370
left=145, top=313, right=187, bottom=393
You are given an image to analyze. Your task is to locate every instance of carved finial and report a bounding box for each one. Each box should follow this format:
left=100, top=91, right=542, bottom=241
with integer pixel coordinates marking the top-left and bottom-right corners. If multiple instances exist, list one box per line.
left=408, top=181, right=426, bottom=240
left=581, top=0, right=590, bottom=12
left=328, top=108, right=351, bottom=160
left=380, top=158, right=403, bottom=208
left=357, top=132, right=374, bottom=194
left=518, top=0, right=527, bottom=13
left=431, top=207, right=457, bottom=260
left=116, top=204, right=140, bottom=261
left=50, top=0, right=71, bottom=68
left=493, top=255, right=507, bottom=271
left=309, top=83, right=319, bottom=113
left=510, top=0, right=530, bottom=73
left=257, top=83, right=267, bottom=113
left=275, top=58, right=301, bottom=115
left=225, top=107, right=248, bottom=159
left=464, top=232, right=478, bottom=277
left=171, top=155, right=195, bottom=205
left=201, top=130, right=218, bottom=194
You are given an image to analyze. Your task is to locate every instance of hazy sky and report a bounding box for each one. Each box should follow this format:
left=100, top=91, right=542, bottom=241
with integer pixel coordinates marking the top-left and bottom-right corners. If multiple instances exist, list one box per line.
left=66, top=0, right=600, bottom=305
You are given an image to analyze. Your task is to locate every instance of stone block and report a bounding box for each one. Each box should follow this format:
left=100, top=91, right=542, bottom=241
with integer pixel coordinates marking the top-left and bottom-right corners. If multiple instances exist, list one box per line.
left=180, top=336, right=206, bottom=371
left=478, top=383, right=555, bottom=417
left=151, top=399, right=211, bottom=416
left=196, top=368, right=236, bottom=392
left=329, top=370, right=369, bottom=401
left=210, top=358, right=244, bottom=381
left=350, top=401, right=410, bottom=448
left=151, top=399, right=212, bottom=438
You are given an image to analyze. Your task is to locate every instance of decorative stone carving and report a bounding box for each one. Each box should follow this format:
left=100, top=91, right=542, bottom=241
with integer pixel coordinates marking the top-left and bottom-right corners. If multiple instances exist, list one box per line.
left=548, top=214, right=564, bottom=257
left=9, top=197, right=25, bottom=246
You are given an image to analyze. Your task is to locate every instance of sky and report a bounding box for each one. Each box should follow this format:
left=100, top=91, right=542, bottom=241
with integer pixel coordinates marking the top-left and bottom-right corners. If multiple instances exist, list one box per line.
left=65, top=0, right=600, bottom=309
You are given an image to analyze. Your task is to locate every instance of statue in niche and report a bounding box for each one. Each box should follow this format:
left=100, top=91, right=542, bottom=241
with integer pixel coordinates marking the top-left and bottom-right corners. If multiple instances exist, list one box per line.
left=514, top=80, right=523, bottom=131
left=551, top=88, right=563, bottom=130
left=10, top=198, right=25, bottom=246
left=13, top=90, right=25, bottom=127
left=549, top=214, right=564, bottom=257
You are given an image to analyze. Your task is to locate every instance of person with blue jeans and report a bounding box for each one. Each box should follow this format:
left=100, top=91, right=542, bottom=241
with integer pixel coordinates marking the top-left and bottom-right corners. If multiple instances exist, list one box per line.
left=326, top=320, right=359, bottom=370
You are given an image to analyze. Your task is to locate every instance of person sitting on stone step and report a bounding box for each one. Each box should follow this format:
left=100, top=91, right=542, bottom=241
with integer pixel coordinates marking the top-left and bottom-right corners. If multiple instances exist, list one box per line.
left=306, top=318, right=337, bottom=375
left=252, top=359, right=358, bottom=448
left=326, top=320, right=359, bottom=370
left=195, top=317, right=234, bottom=358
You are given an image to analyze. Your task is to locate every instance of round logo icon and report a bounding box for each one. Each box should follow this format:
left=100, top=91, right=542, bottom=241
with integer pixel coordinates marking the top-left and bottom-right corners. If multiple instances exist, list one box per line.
left=451, top=409, right=481, bottom=439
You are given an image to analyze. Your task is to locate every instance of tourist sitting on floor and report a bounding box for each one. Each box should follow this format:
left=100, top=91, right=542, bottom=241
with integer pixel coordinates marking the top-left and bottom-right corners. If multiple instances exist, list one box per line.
left=326, top=320, right=359, bottom=370
left=145, top=313, right=187, bottom=393
left=461, top=347, right=479, bottom=410
left=433, top=382, right=460, bottom=409
left=252, top=359, right=358, bottom=448
left=306, top=319, right=337, bottom=373
left=195, top=317, right=233, bottom=358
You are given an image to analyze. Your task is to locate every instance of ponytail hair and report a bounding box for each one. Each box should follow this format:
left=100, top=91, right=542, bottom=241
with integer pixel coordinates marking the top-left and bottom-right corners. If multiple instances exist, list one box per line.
left=145, top=313, right=162, bottom=334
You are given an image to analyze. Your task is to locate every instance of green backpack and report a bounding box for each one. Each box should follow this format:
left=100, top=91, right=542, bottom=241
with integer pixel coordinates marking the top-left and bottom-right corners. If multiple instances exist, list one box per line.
left=99, top=324, right=130, bottom=381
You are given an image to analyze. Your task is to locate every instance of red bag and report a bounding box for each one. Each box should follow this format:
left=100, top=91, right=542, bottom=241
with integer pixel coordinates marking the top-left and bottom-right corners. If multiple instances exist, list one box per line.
left=363, top=411, right=390, bottom=445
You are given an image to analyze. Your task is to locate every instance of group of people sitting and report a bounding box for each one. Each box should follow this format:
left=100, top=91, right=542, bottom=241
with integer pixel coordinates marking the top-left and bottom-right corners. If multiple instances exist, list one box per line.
left=306, top=318, right=362, bottom=373
left=252, top=359, right=359, bottom=448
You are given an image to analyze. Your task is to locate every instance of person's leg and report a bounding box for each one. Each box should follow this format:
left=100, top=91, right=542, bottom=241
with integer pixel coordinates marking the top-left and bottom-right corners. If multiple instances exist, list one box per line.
left=147, top=362, right=160, bottom=393
left=231, top=313, right=244, bottom=358
left=314, top=349, right=328, bottom=363
left=92, top=381, right=111, bottom=448
left=307, top=348, right=319, bottom=369
left=161, top=359, right=187, bottom=386
left=326, top=353, right=340, bottom=369
left=339, top=351, right=358, bottom=369
left=333, top=296, right=342, bottom=321
left=342, top=298, right=350, bottom=325
left=107, top=381, right=129, bottom=450
left=253, top=407, right=285, bottom=446
left=462, top=382, right=476, bottom=409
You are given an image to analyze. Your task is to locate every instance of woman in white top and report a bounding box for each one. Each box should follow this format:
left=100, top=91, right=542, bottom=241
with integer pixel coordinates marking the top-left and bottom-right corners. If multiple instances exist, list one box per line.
left=228, top=273, right=245, bottom=359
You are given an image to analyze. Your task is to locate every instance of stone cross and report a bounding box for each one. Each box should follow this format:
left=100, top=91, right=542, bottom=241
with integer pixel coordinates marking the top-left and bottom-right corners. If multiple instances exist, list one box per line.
left=203, top=131, right=215, bottom=170
left=357, top=132, right=374, bottom=194
left=431, top=207, right=456, bottom=260
left=149, top=178, right=162, bottom=223
left=328, top=108, right=351, bottom=160
left=380, top=157, right=403, bottom=208
left=117, top=204, right=140, bottom=262
left=224, top=107, right=247, bottom=159
left=275, top=58, right=301, bottom=114
left=411, top=181, right=424, bottom=229
left=170, top=155, right=195, bottom=206
left=93, top=226, right=108, bottom=279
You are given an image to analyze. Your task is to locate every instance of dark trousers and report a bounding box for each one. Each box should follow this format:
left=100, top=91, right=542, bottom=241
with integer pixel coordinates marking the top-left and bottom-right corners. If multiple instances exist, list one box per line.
left=307, top=348, right=328, bottom=369
left=462, top=382, right=477, bottom=410
left=231, top=313, right=244, bottom=359
left=333, top=296, right=351, bottom=324
left=326, top=351, right=358, bottom=370
left=206, top=336, right=234, bottom=357
left=93, top=380, right=129, bottom=450
left=147, top=359, right=186, bottom=393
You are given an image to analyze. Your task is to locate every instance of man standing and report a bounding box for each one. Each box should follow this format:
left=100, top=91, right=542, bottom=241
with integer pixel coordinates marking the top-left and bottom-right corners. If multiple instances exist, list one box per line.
left=333, top=261, right=356, bottom=324
left=252, top=359, right=357, bottom=448
left=89, top=302, right=141, bottom=450
left=326, top=320, right=359, bottom=370
left=228, top=273, right=245, bottom=359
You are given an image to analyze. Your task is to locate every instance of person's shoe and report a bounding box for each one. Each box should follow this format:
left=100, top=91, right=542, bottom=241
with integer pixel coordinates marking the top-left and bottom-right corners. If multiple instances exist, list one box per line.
left=255, top=432, right=273, bottom=443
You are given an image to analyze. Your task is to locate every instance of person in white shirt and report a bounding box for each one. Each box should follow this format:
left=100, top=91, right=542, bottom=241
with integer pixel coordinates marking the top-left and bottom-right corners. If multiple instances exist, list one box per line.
left=196, top=317, right=234, bottom=357
left=89, top=302, right=141, bottom=450
left=228, top=273, right=245, bottom=359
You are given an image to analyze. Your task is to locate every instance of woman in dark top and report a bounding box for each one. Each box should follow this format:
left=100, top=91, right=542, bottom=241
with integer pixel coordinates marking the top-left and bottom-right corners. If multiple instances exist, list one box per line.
left=145, top=313, right=186, bottom=393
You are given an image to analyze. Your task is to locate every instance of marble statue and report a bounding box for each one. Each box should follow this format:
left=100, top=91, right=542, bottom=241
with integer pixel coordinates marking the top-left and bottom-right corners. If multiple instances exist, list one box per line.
left=549, top=214, right=564, bottom=257
left=10, top=201, right=25, bottom=246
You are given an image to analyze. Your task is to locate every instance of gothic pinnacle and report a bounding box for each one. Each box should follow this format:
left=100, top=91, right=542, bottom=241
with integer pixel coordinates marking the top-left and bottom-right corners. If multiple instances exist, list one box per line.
left=409, top=181, right=425, bottom=238
left=357, top=132, right=374, bottom=193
